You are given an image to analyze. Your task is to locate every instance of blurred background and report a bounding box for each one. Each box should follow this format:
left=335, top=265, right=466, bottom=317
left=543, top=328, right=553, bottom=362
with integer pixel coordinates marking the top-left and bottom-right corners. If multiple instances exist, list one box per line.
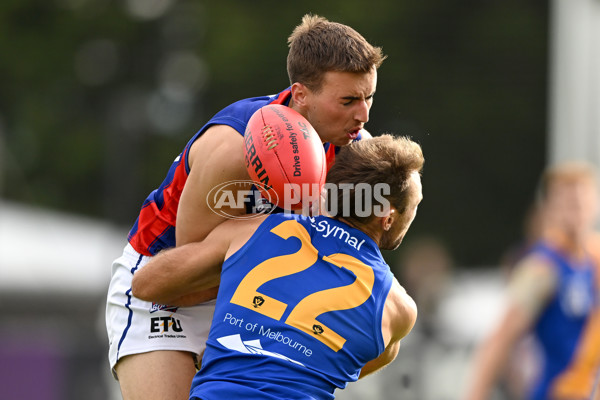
left=1, top=0, right=599, bottom=399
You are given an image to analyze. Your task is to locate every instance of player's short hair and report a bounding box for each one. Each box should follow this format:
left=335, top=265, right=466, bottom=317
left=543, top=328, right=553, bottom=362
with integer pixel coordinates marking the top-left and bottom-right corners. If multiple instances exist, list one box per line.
left=326, top=134, right=424, bottom=224
left=538, top=161, right=599, bottom=200
left=287, top=14, right=386, bottom=91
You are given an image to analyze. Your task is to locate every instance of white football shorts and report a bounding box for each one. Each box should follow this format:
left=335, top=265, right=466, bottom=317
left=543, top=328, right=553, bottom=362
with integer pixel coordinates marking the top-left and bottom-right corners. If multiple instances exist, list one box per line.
left=105, top=243, right=215, bottom=376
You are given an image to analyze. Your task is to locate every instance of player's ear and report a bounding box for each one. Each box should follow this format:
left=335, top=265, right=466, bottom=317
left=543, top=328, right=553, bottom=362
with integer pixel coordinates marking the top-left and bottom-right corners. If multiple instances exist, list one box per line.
left=290, top=82, right=309, bottom=108
left=380, top=207, right=397, bottom=231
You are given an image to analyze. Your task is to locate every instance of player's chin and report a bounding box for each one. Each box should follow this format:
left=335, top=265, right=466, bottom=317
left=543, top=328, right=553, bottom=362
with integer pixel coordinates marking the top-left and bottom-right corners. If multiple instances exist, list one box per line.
left=380, top=237, right=403, bottom=251
left=331, top=136, right=354, bottom=147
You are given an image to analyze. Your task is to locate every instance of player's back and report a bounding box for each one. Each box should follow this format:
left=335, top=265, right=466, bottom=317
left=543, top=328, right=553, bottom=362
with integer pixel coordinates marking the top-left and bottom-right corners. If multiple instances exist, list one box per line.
left=191, top=213, right=394, bottom=400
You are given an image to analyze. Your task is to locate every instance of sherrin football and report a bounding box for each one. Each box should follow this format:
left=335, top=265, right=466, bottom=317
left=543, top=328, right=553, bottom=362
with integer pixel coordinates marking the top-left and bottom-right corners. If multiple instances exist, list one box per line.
left=244, top=104, right=326, bottom=210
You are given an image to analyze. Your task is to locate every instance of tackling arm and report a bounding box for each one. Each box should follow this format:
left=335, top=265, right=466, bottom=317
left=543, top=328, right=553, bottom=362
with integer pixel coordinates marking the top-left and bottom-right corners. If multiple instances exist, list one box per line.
left=132, top=217, right=264, bottom=306
left=132, top=221, right=233, bottom=306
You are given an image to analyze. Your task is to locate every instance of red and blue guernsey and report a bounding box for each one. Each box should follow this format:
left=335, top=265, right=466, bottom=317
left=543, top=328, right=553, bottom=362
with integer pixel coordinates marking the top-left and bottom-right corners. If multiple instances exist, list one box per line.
left=529, top=241, right=599, bottom=400
left=127, top=88, right=354, bottom=256
left=190, top=213, right=394, bottom=400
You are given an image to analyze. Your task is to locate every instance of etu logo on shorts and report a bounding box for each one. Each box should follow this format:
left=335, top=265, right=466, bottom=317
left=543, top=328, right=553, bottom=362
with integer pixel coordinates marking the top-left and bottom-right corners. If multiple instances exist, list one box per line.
left=150, top=316, right=183, bottom=333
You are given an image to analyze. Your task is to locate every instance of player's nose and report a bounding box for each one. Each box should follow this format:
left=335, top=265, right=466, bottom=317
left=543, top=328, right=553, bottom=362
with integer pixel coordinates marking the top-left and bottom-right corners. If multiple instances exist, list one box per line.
left=355, top=101, right=370, bottom=123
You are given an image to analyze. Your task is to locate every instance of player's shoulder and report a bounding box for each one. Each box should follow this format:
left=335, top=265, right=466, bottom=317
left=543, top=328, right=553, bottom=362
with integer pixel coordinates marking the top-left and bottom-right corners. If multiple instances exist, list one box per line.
left=509, top=250, right=560, bottom=292
left=516, top=241, right=562, bottom=276
left=187, top=124, right=245, bottom=170
left=387, top=278, right=418, bottom=339
left=214, top=89, right=291, bottom=126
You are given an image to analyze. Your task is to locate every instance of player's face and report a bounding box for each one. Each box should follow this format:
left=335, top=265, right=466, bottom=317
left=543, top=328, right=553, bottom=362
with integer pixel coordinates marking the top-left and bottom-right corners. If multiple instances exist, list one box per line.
left=381, top=172, right=423, bottom=251
left=545, top=178, right=599, bottom=237
left=303, top=69, right=377, bottom=147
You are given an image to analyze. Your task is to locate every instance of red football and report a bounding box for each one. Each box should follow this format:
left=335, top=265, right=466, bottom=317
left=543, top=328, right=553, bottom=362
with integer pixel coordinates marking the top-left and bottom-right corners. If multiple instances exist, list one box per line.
left=244, top=104, right=326, bottom=210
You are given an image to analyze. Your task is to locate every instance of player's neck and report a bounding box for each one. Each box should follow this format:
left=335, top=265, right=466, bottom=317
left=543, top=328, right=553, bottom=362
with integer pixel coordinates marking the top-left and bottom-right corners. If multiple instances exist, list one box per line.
left=544, top=227, right=590, bottom=260
left=336, top=216, right=381, bottom=247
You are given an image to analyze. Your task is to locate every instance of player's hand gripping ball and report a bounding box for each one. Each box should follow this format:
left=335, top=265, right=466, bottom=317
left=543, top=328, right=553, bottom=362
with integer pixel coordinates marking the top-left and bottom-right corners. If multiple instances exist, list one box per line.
left=244, top=104, right=326, bottom=210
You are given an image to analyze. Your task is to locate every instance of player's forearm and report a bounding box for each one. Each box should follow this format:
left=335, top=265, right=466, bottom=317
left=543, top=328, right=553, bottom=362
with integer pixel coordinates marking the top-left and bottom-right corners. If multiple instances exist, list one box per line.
left=166, top=286, right=220, bottom=307
left=463, top=343, right=506, bottom=400
left=132, top=244, right=222, bottom=303
left=463, top=324, right=519, bottom=400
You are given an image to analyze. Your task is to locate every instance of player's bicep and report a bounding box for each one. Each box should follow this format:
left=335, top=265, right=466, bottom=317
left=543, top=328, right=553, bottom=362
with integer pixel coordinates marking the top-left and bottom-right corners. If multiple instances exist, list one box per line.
left=507, top=253, right=558, bottom=320
left=360, top=279, right=417, bottom=378
left=176, top=125, right=250, bottom=246
left=385, top=279, right=418, bottom=343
